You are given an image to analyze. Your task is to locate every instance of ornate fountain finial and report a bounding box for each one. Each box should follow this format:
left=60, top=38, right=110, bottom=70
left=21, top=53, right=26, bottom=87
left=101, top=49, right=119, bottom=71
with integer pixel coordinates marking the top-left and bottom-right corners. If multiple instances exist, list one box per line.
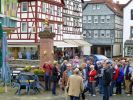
left=38, top=18, right=55, bottom=38
left=45, top=18, right=49, bottom=28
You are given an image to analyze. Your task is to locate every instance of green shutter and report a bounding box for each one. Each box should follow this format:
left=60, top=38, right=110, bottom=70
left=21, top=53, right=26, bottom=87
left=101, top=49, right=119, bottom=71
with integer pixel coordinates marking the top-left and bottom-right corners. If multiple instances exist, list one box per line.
left=0, top=0, right=1, bottom=13
left=0, top=22, right=3, bottom=69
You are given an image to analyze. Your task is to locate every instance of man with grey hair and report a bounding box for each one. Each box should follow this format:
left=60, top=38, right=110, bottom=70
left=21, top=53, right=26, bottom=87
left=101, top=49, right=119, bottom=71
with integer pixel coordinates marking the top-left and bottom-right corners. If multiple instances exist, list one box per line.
left=67, top=68, right=84, bottom=100
left=98, top=61, right=104, bottom=94
left=61, top=60, right=68, bottom=78
left=62, top=63, right=74, bottom=100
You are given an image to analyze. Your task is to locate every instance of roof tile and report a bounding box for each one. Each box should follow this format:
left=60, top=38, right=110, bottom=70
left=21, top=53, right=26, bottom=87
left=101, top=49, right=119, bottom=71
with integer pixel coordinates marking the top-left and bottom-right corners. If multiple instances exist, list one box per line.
left=88, top=0, right=123, bottom=16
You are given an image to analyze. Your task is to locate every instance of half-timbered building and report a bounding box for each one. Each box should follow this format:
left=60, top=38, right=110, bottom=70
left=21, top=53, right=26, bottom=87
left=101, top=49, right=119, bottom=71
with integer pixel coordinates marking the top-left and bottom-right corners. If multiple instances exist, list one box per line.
left=63, top=0, right=84, bottom=40
left=7, top=0, right=65, bottom=59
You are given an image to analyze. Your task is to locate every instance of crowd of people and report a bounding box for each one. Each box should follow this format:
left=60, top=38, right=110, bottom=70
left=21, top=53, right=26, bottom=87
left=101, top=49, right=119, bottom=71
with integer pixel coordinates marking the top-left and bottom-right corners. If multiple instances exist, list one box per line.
left=43, top=56, right=133, bottom=100
left=54, top=48, right=84, bottom=63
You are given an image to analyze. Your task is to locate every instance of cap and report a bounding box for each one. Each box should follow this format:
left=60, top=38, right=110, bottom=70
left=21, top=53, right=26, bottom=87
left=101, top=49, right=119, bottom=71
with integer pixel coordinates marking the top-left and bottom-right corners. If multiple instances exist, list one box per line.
left=106, top=61, right=111, bottom=64
left=83, top=59, right=86, bottom=61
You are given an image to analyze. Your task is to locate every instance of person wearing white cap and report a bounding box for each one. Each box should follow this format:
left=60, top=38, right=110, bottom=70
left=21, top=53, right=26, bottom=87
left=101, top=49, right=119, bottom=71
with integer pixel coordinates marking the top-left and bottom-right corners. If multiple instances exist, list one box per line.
left=67, top=68, right=84, bottom=100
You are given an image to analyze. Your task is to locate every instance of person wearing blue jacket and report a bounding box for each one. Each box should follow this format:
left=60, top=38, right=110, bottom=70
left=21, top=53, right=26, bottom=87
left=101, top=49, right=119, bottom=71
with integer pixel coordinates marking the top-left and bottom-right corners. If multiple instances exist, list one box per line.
left=114, top=63, right=124, bottom=95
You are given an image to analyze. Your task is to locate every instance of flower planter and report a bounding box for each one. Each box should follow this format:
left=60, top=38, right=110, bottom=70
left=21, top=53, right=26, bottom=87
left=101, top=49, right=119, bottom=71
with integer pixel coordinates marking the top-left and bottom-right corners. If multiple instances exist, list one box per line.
left=34, top=73, right=44, bottom=75
left=63, top=24, right=68, bottom=26
left=24, top=70, right=30, bottom=72
left=63, top=7, right=68, bottom=10
left=73, top=10, right=80, bottom=12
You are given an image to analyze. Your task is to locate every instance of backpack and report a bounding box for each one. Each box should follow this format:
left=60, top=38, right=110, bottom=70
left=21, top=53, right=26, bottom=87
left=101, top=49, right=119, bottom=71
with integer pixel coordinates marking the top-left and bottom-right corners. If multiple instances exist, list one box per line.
left=117, top=67, right=124, bottom=82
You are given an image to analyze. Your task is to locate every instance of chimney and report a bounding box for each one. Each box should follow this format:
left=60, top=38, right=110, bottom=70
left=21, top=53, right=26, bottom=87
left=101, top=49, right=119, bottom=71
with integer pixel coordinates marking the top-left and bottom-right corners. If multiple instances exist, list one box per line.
left=116, top=1, right=119, bottom=4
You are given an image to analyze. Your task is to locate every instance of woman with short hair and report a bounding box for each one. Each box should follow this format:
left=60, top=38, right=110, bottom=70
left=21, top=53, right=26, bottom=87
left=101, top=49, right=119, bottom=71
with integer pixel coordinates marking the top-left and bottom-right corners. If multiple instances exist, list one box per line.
left=88, top=65, right=97, bottom=97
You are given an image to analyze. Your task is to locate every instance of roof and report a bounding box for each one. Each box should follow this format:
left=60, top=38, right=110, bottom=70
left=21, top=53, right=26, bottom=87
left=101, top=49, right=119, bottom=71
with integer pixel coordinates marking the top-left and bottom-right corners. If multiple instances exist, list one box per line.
left=83, top=1, right=90, bottom=9
left=88, top=0, right=123, bottom=16
left=124, top=40, right=133, bottom=45
left=123, top=0, right=132, bottom=8
left=116, top=0, right=132, bottom=11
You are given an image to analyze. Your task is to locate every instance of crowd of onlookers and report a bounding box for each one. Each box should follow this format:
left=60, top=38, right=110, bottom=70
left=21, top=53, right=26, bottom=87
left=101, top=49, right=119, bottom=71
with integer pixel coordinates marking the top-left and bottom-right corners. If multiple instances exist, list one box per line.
left=43, top=56, right=133, bottom=100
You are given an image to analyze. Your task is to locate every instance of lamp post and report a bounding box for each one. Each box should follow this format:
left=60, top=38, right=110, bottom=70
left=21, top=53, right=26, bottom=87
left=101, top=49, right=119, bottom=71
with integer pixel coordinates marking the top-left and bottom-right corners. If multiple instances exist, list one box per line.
left=110, top=35, right=113, bottom=60
left=129, top=37, right=132, bottom=61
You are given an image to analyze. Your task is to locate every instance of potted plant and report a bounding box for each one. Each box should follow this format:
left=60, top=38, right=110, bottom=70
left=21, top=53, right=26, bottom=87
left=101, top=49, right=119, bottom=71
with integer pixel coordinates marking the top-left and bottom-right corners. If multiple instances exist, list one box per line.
left=33, top=69, right=45, bottom=75
left=23, top=66, right=33, bottom=72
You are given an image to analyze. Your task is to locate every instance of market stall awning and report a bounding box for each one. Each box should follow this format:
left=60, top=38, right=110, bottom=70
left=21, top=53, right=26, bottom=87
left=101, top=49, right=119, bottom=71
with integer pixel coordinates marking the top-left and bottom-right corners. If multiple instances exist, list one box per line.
left=124, top=40, right=133, bottom=45
left=64, top=40, right=81, bottom=45
left=54, top=42, right=78, bottom=48
left=64, top=40, right=92, bottom=46
left=74, top=40, right=92, bottom=46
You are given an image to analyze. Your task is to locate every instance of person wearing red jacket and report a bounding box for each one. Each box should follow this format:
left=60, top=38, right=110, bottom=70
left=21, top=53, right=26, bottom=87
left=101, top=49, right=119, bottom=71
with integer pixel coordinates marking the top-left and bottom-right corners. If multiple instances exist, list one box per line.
left=43, top=61, right=53, bottom=90
left=114, top=63, right=124, bottom=95
left=88, top=65, right=97, bottom=97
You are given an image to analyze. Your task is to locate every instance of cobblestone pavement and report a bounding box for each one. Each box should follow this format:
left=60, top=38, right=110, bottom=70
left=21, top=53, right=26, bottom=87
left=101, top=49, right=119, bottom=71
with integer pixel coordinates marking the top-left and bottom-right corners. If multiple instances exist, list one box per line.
left=0, top=87, right=133, bottom=100
left=0, top=57, right=133, bottom=100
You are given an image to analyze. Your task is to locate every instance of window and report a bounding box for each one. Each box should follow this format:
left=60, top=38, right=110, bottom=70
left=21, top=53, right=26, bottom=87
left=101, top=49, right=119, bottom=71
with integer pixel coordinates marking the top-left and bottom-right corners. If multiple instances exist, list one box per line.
left=100, top=30, right=105, bottom=37
left=83, top=16, right=86, bottom=23
left=42, top=22, right=45, bottom=31
left=42, top=3, right=46, bottom=13
left=88, top=16, right=92, bottom=23
left=73, top=4, right=76, bottom=10
left=106, top=16, right=110, bottom=23
left=76, top=19, right=79, bottom=26
left=94, top=16, right=98, bottom=23
left=106, top=30, right=110, bottom=37
left=97, top=4, right=100, bottom=9
left=58, top=25, right=60, bottom=34
left=64, top=0, right=67, bottom=7
left=50, top=24, right=53, bottom=33
left=93, top=5, right=96, bottom=9
left=58, top=7, right=60, bottom=16
left=131, top=27, right=133, bottom=37
left=101, top=16, right=105, bottom=23
left=86, top=30, right=91, bottom=37
left=131, top=10, right=133, bottom=20
left=77, top=4, right=79, bottom=11
left=73, top=19, right=76, bottom=26
left=21, top=2, right=28, bottom=12
left=63, top=17, right=67, bottom=25
left=21, top=22, right=27, bottom=33
left=83, top=31, right=86, bottom=36
left=93, top=4, right=100, bottom=9
left=94, top=30, right=98, bottom=38
left=50, top=5, right=53, bottom=15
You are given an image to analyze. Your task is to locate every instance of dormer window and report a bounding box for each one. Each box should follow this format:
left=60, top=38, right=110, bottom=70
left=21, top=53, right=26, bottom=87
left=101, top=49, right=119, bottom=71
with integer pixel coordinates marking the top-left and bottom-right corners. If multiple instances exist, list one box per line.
left=93, top=4, right=100, bottom=9
left=97, top=4, right=100, bottom=9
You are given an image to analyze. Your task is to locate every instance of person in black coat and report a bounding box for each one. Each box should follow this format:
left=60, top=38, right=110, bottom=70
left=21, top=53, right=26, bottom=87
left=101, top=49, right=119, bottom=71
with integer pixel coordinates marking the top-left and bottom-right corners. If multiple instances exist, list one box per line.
left=102, top=63, right=111, bottom=100
left=51, top=61, right=58, bottom=95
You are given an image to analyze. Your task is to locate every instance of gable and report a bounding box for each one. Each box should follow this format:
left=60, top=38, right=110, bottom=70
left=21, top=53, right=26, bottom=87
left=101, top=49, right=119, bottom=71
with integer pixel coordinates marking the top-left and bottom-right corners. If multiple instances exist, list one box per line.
left=83, top=3, right=114, bottom=15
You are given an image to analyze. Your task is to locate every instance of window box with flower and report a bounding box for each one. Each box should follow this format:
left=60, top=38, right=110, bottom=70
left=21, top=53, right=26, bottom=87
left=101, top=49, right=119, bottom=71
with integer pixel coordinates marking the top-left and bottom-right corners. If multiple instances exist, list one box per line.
left=74, top=26, right=81, bottom=28
left=74, top=10, right=80, bottom=13
left=63, top=7, right=68, bottom=10
left=63, top=24, right=68, bottom=26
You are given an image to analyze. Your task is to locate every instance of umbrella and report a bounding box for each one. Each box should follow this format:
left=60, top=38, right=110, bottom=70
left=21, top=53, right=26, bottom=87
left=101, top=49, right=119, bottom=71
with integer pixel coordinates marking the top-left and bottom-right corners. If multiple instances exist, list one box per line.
left=0, top=22, right=3, bottom=68
left=1, top=23, right=11, bottom=92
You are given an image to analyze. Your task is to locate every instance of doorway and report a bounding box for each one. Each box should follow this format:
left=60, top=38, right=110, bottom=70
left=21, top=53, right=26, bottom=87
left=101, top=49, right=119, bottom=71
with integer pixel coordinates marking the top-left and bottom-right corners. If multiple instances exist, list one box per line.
left=94, top=47, right=97, bottom=54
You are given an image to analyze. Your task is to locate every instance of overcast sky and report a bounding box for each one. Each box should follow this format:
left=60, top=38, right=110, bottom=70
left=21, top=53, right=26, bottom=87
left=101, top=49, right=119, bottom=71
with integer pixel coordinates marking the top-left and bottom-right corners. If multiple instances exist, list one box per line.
left=84, top=0, right=129, bottom=4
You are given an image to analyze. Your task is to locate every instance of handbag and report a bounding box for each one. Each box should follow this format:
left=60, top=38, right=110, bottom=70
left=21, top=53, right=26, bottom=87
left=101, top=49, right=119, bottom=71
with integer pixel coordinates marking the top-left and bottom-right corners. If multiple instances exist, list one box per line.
left=94, top=75, right=99, bottom=79
left=45, top=72, right=50, bottom=78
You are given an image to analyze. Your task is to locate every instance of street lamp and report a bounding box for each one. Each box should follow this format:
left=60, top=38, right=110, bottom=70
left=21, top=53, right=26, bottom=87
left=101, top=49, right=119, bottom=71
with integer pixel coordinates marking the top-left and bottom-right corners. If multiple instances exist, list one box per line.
left=129, top=36, right=132, bottom=61
left=110, top=35, right=113, bottom=60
